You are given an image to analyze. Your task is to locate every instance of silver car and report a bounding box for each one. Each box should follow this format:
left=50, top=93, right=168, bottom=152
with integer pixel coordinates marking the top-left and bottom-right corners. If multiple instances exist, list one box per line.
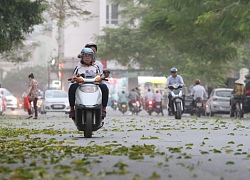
left=205, top=88, right=233, bottom=116
left=40, top=90, right=70, bottom=114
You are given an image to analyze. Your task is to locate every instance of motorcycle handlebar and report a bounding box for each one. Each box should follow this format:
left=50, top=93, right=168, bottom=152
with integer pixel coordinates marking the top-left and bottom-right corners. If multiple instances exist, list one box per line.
left=68, top=77, right=109, bottom=82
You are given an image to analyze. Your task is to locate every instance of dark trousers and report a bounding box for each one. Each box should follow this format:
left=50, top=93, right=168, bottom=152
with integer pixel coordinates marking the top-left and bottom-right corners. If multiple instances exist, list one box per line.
left=230, top=95, right=243, bottom=111
left=68, top=83, right=109, bottom=108
left=28, top=98, right=38, bottom=117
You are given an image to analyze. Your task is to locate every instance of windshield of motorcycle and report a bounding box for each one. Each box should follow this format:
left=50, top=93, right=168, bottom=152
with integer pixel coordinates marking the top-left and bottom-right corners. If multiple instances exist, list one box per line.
left=172, top=89, right=181, bottom=95
left=169, top=84, right=183, bottom=89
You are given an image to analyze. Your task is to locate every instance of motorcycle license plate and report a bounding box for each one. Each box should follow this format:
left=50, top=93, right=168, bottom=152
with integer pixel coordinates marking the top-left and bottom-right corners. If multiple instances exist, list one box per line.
left=132, top=103, right=136, bottom=106
left=156, top=105, right=160, bottom=108
left=122, top=104, right=126, bottom=107
left=197, top=102, right=202, bottom=107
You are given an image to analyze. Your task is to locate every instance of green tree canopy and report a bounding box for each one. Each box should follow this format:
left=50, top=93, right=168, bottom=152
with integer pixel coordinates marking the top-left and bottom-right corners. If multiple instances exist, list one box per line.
left=0, top=0, right=46, bottom=53
left=97, top=0, right=250, bottom=87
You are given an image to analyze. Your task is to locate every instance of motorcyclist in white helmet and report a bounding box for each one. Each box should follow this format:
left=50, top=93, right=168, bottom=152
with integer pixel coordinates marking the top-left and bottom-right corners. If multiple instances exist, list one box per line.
left=166, top=67, right=185, bottom=116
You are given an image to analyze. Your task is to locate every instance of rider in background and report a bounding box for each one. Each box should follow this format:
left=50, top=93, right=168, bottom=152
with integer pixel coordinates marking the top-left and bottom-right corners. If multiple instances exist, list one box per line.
left=118, top=91, right=128, bottom=108
left=144, top=89, right=155, bottom=110
left=190, top=79, right=208, bottom=108
left=135, top=87, right=142, bottom=109
left=128, top=89, right=140, bottom=111
left=154, top=90, right=164, bottom=116
left=110, top=92, right=118, bottom=109
left=230, top=79, right=245, bottom=115
left=166, top=67, right=185, bottom=115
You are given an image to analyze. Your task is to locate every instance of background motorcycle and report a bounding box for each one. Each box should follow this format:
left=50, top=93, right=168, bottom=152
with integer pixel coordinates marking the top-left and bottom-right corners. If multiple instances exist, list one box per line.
left=130, top=100, right=141, bottom=115
left=69, top=73, right=104, bottom=138
left=154, top=101, right=163, bottom=115
left=146, top=100, right=154, bottom=115
left=168, top=84, right=184, bottom=119
left=193, top=97, right=203, bottom=117
left=119, top=102, right=128, bottom=114
left=111, top=99, right=118, bottom=110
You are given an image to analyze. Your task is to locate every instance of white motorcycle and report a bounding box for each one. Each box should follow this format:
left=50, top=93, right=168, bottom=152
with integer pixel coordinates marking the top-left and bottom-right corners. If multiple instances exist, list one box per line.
left=69, top=73, right=106, bottom=138
left=168, top=84, right=184, bottom=119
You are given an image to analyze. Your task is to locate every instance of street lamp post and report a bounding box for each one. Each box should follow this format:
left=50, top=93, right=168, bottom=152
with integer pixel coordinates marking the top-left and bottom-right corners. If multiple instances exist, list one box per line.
left=48, top=59, right=56, bottom=89
left=47, top=63, right=50, bottom=89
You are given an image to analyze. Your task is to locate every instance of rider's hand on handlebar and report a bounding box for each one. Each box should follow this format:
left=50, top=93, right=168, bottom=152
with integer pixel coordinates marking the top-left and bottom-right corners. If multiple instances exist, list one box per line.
left=68, top=75, right=77, bottom=83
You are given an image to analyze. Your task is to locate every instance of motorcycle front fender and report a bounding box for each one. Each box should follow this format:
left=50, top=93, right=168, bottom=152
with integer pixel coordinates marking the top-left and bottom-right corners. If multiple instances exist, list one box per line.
left=175, top=98, right=182, bottom=103
left=75, top=85, right=102, bottom=106
left=173, top=98, right=184, bottom=112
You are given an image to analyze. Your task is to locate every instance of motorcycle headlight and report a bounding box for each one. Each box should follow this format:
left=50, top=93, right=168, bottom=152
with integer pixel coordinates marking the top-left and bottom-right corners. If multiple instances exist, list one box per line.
left=79, top=85, right=98, bottom=93
left=12, top=97, right=17, bottom=104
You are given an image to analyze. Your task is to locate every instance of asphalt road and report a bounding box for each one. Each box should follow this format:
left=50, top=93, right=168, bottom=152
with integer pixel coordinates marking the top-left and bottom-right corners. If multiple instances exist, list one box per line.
left=0, top=108, right=250, bottom=180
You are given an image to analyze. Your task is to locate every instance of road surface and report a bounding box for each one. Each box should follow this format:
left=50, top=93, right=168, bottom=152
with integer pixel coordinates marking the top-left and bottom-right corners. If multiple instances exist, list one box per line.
left=0, top=108, right=250, bottom=180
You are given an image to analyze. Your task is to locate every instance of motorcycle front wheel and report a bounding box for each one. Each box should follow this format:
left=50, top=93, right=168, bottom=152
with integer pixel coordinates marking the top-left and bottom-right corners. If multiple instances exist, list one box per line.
left=175, top=103, right=182, bottom=119
left=84, top=111, right=93, bottom=138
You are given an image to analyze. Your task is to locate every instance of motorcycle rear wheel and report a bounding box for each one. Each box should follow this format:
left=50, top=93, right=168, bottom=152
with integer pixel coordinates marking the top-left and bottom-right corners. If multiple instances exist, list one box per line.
left=84, top=111, right=93, bottom=138
left=197, top=108, right=201, bottom=117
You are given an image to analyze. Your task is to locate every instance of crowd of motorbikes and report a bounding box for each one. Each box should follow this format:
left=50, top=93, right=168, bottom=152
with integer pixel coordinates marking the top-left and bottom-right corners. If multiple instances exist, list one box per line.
left=109, top=83, right=207, bottom=120
left=55, top=70, right=205, bottom=138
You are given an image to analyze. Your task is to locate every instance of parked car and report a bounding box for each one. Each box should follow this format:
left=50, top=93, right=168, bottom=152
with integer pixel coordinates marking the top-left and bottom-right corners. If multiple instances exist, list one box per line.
left=205, top=88, right=233, bottom=116
left=40, top=90, right=70, bottom=114
left=0, top=88, right=18, bottom=111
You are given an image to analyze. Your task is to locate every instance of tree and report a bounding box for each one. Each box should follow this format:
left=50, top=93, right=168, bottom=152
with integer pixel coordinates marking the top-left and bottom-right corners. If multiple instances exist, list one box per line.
left=0, top=0, right=92, bottom=65
left=0, top=0, right=46, bottom=53
left=0, top=41, right=40, bottom=69
left=97, top=0, right=250, bottom=87
left=44, top=0, right=93, bottom=62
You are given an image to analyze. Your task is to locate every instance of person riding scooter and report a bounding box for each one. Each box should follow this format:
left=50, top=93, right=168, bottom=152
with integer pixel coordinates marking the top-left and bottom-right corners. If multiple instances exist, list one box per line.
left=154, top=90, right=164, bottom=116
left=190, top=79, right=208, bottom=109
left=144, top=89, right=155, bottom=111
left=76, top=42, right=110, bottom=118
left=68, top=48, right=108, bottom=120
left=166, top=67, right=185, bottom=116
left=128, top=89, right=140, bottom=111
left=118, top=91, right=128, bottom=107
